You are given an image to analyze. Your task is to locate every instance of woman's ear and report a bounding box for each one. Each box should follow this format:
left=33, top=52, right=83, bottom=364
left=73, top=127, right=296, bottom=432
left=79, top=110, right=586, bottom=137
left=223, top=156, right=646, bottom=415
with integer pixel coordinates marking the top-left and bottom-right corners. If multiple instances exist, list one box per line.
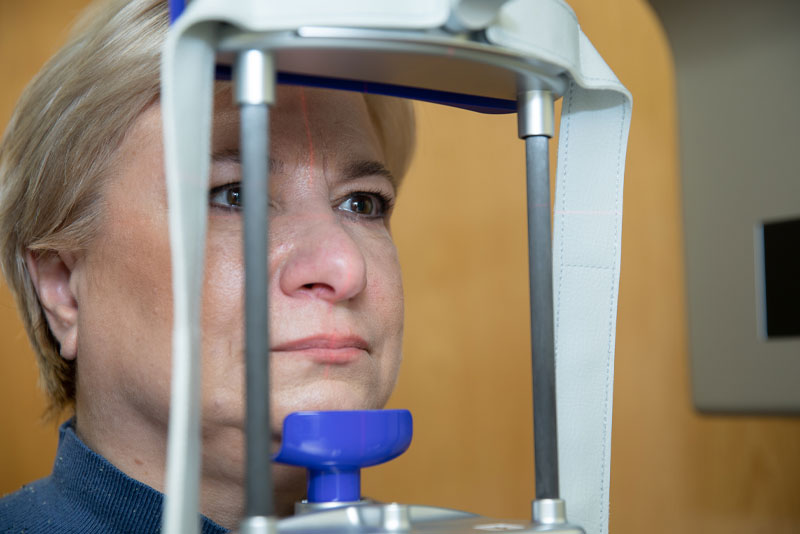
left=24, top=250, right=80, bottom=360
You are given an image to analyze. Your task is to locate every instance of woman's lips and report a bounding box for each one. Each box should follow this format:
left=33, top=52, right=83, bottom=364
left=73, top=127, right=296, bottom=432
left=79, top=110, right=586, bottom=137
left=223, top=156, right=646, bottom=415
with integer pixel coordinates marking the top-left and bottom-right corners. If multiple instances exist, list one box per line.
left=271, top=335, right=369, bottom=364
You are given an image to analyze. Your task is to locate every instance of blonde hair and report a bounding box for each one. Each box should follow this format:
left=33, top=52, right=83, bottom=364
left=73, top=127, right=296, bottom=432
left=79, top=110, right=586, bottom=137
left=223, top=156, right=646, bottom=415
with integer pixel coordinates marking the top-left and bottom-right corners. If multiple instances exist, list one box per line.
left=0, top=0, right=415, bottom=418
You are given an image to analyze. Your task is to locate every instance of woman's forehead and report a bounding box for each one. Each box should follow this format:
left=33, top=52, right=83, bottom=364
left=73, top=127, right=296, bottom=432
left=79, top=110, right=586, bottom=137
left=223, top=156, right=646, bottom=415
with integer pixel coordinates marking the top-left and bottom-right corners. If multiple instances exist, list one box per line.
left=211, top=85, right=373, bottom=131
left=211, top=84, right=382, bottom=159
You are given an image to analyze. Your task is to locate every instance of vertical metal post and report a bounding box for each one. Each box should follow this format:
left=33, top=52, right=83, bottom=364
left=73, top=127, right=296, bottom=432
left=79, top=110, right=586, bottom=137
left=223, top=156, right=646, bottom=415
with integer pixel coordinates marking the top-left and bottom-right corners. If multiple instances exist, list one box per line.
left=517, top=90, right=560, bottom=500
left=235, top=49, right=278, bottom=534
left=526, top=134, right=559, bottom=500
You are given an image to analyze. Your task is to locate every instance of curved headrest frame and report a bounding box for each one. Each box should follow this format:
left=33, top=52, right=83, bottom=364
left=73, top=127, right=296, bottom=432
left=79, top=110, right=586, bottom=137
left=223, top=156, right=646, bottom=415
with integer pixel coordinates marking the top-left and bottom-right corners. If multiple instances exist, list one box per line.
left=160, top=1, right=631, bottom=533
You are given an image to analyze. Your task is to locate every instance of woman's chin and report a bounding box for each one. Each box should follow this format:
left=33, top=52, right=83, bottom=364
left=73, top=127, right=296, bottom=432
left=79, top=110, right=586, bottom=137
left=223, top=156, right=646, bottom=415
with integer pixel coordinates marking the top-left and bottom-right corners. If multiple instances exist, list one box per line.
left=273, top=379, right=386, bottom=422
left=200, top=379, right=387, bottom=440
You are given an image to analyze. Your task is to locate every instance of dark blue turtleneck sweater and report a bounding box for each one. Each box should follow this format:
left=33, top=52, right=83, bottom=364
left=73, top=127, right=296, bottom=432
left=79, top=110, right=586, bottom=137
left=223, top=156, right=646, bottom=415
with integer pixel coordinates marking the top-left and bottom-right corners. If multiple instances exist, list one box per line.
left=0, top=420, right=228, bottom=533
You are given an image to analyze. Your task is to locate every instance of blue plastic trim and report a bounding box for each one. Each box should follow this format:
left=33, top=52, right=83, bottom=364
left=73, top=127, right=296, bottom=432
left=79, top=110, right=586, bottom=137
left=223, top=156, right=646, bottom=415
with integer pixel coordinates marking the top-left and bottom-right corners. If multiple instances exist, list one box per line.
left=168, top=0, right=184, bottom=25
left=274, top=410, right=413, bottom=503
left=214, top=65, right=516, bottom=114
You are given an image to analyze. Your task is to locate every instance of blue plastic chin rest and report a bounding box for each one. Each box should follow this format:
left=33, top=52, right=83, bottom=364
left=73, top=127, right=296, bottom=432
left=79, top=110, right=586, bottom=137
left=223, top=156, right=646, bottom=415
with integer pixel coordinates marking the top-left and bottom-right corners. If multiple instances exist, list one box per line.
left=273, top=410, right=413, bottom=503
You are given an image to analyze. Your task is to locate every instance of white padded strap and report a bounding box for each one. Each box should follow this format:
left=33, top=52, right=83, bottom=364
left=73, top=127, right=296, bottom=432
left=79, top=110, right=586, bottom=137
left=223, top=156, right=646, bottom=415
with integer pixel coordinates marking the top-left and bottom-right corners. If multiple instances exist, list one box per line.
left=488, top=4, right=632, bottom=533
left=553, top=82, right=629, bottom=534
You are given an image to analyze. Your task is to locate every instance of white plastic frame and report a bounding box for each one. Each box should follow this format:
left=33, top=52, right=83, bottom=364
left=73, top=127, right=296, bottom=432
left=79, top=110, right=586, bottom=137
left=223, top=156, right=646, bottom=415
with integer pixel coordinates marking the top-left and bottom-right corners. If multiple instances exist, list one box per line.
left=160, top=1, right=632, bottom=533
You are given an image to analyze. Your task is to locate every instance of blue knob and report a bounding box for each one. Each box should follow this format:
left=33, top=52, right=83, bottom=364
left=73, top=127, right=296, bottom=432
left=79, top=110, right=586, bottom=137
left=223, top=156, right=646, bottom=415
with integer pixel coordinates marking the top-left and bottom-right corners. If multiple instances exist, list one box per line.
left=273, top=410, right=413, bottom=503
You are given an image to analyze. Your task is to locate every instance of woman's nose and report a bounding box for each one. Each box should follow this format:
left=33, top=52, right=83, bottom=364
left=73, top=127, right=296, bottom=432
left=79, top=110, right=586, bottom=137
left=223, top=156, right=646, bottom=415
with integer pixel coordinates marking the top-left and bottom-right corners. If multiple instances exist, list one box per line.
left=277, top=217, right=368, bottom=303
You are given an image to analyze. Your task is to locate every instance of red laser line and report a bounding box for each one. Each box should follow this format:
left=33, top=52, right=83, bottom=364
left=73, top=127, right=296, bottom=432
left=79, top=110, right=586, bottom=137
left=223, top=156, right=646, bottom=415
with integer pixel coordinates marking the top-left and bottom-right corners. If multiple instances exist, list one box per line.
left=299, top=88, right=316, bottom=187
left=299, top=88, right=337, bottom=335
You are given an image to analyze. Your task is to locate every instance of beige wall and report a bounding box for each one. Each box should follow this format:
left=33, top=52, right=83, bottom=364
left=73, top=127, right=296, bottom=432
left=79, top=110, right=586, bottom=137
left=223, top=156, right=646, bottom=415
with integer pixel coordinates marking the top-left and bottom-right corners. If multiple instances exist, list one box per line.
left=651, top=0, right=800, bottom=411
left=1, top=1, right=798, bottom=533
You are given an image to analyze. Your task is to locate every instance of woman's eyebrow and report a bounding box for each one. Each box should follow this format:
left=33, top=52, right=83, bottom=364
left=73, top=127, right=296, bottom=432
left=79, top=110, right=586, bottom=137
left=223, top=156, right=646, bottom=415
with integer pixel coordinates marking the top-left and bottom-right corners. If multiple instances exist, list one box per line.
left=342, top=159, right=397, bottom=191
left=211, top=148, right=284, bottom=174
left=211, top=148, right=240, bottom=163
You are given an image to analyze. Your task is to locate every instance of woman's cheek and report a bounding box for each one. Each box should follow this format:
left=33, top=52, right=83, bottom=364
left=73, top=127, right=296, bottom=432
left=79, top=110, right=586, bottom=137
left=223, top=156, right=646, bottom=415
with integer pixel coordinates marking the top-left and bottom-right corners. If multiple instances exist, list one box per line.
left=367, top=236, right=404, bottom=344
left=202, top=228, right=245, bottom=348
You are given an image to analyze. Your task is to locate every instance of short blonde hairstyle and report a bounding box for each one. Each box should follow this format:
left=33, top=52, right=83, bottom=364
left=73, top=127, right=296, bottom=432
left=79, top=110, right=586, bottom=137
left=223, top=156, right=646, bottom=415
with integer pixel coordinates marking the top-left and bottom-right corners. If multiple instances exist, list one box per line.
left=0, top=0, right=415, bottom=418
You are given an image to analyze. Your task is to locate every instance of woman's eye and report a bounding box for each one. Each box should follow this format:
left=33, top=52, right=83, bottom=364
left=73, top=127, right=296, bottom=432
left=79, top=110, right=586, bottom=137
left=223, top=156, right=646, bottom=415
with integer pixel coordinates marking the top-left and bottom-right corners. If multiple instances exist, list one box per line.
left=209, top=186, right=390, bottom=217
left=209, top=183, right=241, bottom=209
left=336, top=193, right=388, bottom=218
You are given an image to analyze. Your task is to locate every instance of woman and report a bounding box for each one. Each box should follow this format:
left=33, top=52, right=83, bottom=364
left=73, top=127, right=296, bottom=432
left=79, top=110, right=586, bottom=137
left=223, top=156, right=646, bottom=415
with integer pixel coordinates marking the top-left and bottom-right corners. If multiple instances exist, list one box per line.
left=0, top=0, right=415, bottom=531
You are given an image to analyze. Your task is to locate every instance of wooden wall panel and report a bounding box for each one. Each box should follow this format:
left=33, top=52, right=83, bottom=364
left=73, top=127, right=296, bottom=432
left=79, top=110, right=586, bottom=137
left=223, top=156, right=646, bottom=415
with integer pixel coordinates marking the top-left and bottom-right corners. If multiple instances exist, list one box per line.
left=1, top=1, right=798, bottom=532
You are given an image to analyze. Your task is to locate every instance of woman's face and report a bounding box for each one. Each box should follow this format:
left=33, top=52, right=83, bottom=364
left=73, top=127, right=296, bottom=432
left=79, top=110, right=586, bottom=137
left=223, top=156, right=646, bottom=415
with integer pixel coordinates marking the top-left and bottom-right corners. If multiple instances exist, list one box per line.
left=69, top=86, right=404, bottom=493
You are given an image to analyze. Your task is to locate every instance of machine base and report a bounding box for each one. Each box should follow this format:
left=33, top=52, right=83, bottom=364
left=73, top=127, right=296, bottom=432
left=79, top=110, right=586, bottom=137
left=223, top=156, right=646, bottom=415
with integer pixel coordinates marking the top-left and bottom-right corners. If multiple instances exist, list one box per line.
left=277, top=503, right=584, bottom=533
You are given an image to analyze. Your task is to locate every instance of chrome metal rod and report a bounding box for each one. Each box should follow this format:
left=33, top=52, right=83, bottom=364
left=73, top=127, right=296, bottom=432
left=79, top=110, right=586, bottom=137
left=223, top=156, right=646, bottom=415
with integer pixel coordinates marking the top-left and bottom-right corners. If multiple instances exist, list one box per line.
left=241, top=102, right=273, bottom=518
left=525, top=135, right=559, bottom=500
left=237, top=49, right=276, bottom=525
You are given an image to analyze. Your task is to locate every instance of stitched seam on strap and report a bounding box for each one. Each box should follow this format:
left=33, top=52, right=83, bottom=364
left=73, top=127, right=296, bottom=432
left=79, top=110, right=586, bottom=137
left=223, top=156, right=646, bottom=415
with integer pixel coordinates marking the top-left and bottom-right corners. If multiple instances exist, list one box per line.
left=580, top=75, right=620, bottom=83
left=562, top=264, right=613, bottom=271
left=555, top=81, right=575, bottom=378
left=599, top=94, right=626, bottom=534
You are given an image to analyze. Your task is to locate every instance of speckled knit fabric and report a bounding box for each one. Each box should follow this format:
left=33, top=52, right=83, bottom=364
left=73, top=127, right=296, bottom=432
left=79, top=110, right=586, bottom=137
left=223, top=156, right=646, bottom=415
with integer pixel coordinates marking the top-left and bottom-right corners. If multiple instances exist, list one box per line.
left=0, top=420, right=228, bottom=534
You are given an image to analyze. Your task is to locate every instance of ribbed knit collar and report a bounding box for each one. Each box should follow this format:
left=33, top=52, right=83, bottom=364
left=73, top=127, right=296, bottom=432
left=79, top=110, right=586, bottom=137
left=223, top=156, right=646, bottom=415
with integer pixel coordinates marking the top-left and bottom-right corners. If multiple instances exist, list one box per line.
left=52, top=419, right=228, bottom=533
